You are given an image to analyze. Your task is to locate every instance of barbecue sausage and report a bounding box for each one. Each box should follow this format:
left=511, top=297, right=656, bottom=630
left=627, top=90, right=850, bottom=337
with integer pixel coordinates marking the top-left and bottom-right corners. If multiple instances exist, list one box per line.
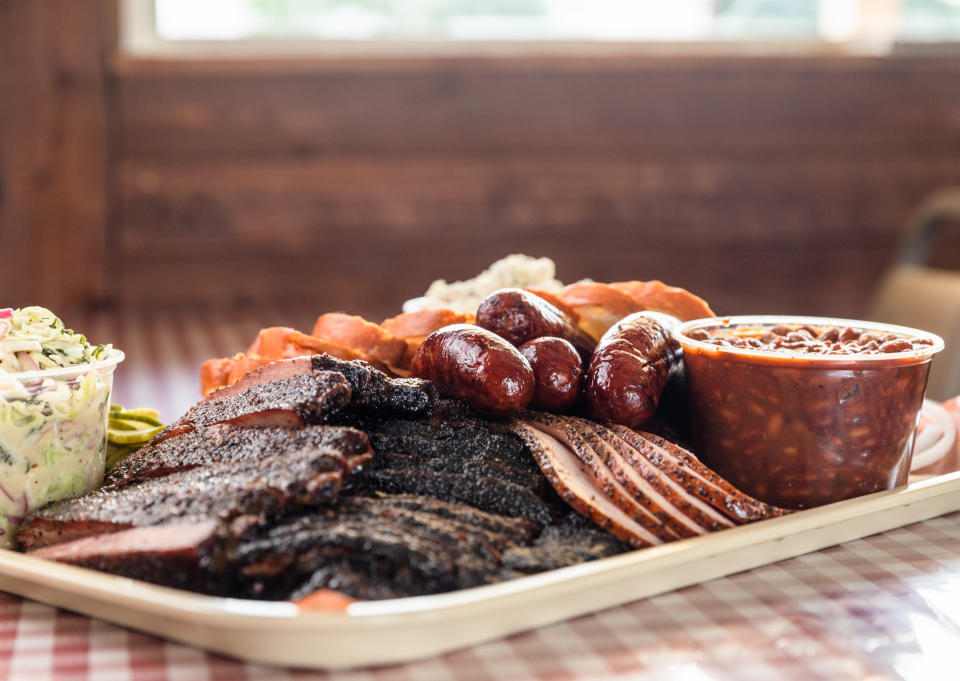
left=518, top=337, right=583, bottom=413
left=411, top=324, right=534, bottom=415
left=476, top=288, right=596, bottom=362
left=586, top=312, right=682, bottom=427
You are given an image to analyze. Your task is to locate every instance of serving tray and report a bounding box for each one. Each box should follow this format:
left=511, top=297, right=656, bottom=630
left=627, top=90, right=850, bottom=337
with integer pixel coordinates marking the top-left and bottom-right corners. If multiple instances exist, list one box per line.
left=3, top=471, right=960, bottom=670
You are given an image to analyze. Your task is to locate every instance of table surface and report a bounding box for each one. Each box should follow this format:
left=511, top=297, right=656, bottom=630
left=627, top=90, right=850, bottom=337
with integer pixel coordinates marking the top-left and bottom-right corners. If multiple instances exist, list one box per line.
left=2, top=306, right=959, bottom=681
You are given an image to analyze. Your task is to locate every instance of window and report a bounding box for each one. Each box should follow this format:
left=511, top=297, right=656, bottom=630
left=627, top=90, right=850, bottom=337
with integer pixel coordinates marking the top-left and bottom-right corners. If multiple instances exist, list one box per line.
left=123, top=0, right=960, bottom=55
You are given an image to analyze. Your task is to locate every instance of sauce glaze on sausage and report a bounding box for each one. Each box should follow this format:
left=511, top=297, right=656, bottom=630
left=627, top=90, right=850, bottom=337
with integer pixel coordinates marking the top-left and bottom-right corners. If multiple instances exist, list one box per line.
left=411, top=324, right=534, bottom=416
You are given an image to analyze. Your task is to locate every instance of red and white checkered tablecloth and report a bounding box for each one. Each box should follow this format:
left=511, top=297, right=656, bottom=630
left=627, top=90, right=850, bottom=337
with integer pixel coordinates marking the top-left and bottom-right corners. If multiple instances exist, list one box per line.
left=1, top=307, right=959, bottom=680
left=4, top=512, right=960, bottom=680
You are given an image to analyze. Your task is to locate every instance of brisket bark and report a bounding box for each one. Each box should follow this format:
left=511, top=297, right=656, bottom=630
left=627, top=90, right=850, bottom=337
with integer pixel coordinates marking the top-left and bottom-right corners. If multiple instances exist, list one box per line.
left=155, top=370, right=352, bottom=443
left=501, top=512, right=629, bottom=574
left=341, top=406, right=554, bottom=527
left=200, top=354, right=437, bottom=418
left=234, top=493, right=541, bottom=600
left=106, top=424, right=372, bottom=488
left=18, top=447, right=346, bottom=550
left=309, top=355, right=437, bottom=416
left=28, top=521, right=230, bottom=594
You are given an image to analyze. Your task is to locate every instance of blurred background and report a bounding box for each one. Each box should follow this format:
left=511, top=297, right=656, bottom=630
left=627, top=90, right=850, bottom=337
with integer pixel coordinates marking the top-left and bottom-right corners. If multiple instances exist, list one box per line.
left=2, top=0, right=960, bottom=404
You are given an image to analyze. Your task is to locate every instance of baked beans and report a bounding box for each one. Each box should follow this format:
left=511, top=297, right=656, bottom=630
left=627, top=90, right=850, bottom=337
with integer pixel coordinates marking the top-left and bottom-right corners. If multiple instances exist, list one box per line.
left=686, top=324, right=935, bottom=356
left=675, top=317, right=943, bottom=509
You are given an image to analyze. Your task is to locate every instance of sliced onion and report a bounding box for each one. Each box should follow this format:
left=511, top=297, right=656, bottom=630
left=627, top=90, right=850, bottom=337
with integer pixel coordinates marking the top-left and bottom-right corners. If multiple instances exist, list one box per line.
left=0, top=339, right=43, bottom=353
left=15, top=351, right=40, bottom=372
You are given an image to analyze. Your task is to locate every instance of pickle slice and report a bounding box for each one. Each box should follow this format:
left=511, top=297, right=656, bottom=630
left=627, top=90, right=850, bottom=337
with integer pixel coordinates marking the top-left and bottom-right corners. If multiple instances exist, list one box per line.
left=107, top=423, right=163, bottom=444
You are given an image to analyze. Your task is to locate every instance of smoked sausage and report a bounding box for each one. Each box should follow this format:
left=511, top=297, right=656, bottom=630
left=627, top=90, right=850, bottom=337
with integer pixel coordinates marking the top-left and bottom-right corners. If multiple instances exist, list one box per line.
left=586, top=312, right=682, bottom=427
left=476, top=288, right=596, bottom=362
left=411, top=324, right=534, bottom=415
left=518, top=337, right=583, bottom=413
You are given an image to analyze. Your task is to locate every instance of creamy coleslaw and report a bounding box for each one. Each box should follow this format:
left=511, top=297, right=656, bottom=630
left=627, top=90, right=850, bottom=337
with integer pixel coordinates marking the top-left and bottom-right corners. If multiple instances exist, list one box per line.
left=0, top=306, right=110, bottom=372
left=0, top=307, right=122, bottom=548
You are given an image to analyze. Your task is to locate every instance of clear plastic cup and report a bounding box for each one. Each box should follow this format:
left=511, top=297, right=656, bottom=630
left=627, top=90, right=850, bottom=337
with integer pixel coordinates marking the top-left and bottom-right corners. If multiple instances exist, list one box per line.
left=673, top=316, right=944, bottom=509
left=0, top=349, right=124, bottom=547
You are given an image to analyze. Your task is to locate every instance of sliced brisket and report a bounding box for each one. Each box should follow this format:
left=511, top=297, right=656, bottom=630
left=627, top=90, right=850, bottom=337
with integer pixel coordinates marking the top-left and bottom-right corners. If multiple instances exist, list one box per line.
left=18, top=448, right=346, bottom=550
left=357, top=469, right=553, bottom=528
left=28, top=521, right=230, bottom=594
left=502, top=512, right=628, bottom=574
left=234, top=493, right=538, bottom=600
left=341, top=404, right=553, bottom=525
left=106, top=424, right=372, bottom=488
left=200, top=354, right=437, bottom=418
left=310, top=355, right=436, bottom=416
left=348, top=412, right=544, bottom=490
left=376, top=493, right=537, bottom=544
left=155, top=371, right=352, bottom=443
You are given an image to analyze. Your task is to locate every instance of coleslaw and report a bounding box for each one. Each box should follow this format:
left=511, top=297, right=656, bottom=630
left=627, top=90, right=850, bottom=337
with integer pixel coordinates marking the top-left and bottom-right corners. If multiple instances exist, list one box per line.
left=0, top=307, right=123, bottom=548
left=0, top=306, right=110, bottom=372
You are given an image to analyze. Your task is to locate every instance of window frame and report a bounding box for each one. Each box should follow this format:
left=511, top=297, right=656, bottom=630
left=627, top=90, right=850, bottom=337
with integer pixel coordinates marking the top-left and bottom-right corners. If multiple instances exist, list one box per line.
left=121, top=0, right=887, bottom=59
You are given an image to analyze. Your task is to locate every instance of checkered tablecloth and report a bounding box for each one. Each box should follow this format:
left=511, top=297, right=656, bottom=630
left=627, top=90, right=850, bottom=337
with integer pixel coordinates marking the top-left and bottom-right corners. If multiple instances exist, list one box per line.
left=2, top=307, right=959, bottom=680
left=4, top=512, right=960, bottom=680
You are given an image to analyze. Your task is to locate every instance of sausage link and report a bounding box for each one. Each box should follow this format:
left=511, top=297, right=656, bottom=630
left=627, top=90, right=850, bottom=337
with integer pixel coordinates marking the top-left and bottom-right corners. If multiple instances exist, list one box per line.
left=411, top=324, right=534, bottom=416
left=476, top=288, right=596, bottom=362
left=518, top=337, right=583, bottom=413
left=586, top=312, right=682, bottom=427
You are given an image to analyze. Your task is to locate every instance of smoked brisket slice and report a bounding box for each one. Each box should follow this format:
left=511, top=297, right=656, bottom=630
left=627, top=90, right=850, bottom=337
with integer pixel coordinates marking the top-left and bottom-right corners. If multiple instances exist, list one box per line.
left=234, top=493, right=538, bottom=600
left=342, top=407, right=547, bottom=494
left=356, top=468, right=553, bottom=528
left=363, top=451, right=542, bottom=494
left=28, top=521, right=231, bottom=595
left=155, top=371, right=352, bottom=443
left=339, top=403, right=555, bottom=526
left=106, top=424, right=372, bottom=488
left=287, top=563, right=413, bottom=601
left=24, top=491, right=626, bottom=602
left=502, top=512, right=628, bottom=574
left=309, top=355, right=436, bottom=416
left=200, top=354, right=437, bottom=417
left=18, top=448, right=346, bottom=550
left=375, top=493, right=537, bottom=544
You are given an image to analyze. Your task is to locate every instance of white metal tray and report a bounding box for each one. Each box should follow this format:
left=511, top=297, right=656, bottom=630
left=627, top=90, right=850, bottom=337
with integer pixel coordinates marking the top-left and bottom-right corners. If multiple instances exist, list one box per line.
left=3, top=471, right=960, bottom=670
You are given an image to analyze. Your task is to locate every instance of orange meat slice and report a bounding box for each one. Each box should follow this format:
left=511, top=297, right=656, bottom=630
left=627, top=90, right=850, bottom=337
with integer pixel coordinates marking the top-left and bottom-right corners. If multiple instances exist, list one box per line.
left=312, top=313, right=407, bottom=368
left=555, top=282, right=644, bottom=342
left=381, top=309, right=475, bottom=370
left=610, top=281, right=715, bottom=321
left=247, top=327, right=366, bottom=362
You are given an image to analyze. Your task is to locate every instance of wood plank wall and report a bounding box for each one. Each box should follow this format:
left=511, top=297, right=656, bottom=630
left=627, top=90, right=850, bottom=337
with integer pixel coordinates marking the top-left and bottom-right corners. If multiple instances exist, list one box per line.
left=112, top=55, right=960, bottom=321
left=0, top=0, right=113, bottom=310
left=4, top=1, right=960, bottom=321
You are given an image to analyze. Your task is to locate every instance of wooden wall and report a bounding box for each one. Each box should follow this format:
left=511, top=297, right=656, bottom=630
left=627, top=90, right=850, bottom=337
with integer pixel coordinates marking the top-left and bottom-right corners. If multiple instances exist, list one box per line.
left=111, top=55, right=960, bottom=320
left=4, top=1, right=960, bottom=321
left=0, top=0, right=113, bottom=309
